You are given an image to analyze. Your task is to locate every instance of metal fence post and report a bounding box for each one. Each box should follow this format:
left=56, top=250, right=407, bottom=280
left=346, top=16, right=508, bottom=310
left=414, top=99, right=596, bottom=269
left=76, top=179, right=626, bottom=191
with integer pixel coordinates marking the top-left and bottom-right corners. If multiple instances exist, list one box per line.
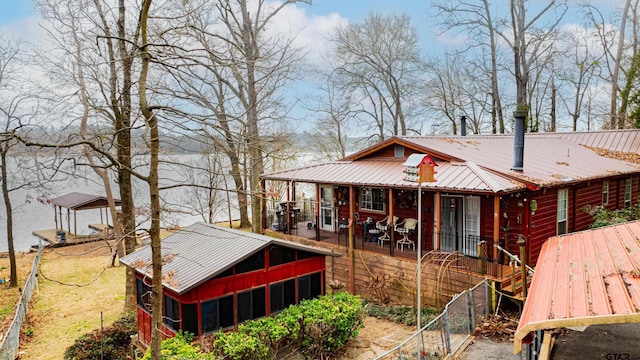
left=469, top=289, right=476, bottom=331
left=443, top=307, right=451, bottom=355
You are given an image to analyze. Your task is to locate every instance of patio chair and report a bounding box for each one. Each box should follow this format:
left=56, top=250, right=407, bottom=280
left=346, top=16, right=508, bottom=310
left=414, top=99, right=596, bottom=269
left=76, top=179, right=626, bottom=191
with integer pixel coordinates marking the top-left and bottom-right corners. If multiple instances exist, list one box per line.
left=395, top=217, right=418, bottom=251
left=376, top=216, right=398, bottom=246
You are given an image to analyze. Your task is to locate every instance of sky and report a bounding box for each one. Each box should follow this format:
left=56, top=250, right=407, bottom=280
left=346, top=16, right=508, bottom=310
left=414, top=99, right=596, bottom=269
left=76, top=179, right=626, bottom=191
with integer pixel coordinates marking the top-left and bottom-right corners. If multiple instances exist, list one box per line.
left=0, top=0, right=628, bottom=132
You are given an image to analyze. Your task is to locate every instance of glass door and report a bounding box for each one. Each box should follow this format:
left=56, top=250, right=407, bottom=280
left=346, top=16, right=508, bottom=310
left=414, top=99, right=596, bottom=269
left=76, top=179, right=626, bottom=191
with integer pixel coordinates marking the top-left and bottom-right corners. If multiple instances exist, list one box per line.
left=463, top=196, right=480, bottom=256
left=320, top=186, right=334, bottom=231
left=440, top=196, right=462, bottom=252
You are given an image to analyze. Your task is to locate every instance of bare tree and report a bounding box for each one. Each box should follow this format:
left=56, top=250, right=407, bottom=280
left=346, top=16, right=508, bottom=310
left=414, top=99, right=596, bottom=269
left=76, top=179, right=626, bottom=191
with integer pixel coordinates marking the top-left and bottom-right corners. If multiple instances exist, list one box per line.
left=305, top=75, right=355, bottom=160
left=35, top=0, right=141, bottom=310
left=503, top=0, right=567, bottom=116
left=433, top=0, right=506, bottom=133
left=331, top=13, right=424, bottom=139
left=0, top=37, right=29, bottom=287
left=556, top=25, right=603, bottom=131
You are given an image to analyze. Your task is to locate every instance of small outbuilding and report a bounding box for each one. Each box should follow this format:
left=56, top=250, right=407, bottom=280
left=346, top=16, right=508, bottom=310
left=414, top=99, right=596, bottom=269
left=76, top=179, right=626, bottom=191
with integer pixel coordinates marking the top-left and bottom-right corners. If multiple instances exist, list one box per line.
left=514, top=220, right=640, bottom=358
left=120, top=222, right=338, bottom=348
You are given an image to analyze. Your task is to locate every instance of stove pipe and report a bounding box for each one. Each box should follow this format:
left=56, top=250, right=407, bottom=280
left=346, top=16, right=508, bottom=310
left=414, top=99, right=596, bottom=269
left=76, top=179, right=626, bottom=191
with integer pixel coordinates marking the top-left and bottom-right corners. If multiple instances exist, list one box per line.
left=460, top=116, right=467, bottom=136
left=512, top=110, right=527, bottom=171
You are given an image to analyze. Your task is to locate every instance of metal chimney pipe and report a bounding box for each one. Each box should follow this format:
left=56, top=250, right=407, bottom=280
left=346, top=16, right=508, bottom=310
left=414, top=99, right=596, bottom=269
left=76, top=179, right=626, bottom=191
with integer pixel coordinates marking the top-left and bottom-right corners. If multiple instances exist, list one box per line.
left=512, top=110, right=527, bottom=171
left=460, top=116, right=467, bottom=136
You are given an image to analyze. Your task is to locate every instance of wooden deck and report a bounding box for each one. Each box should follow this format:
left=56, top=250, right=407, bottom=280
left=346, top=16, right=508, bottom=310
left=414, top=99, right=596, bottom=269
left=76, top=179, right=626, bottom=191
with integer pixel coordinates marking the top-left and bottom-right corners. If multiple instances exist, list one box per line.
left=32, top=223, right=113, bottom=247
left=278, top=221, right=525, bottom=299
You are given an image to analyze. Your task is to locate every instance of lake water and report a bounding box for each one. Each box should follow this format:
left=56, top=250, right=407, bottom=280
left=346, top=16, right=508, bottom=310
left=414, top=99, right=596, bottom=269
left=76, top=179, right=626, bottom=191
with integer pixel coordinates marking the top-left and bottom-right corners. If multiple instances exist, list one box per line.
left=0, top=154, right=235, bottom=253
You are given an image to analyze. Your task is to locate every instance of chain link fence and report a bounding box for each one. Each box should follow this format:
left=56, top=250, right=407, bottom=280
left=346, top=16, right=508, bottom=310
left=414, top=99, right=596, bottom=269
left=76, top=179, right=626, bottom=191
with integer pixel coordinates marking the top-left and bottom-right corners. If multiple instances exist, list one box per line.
left=0, top=241, right=43, bottom=360
left=376, top=279, right=490, bottom=360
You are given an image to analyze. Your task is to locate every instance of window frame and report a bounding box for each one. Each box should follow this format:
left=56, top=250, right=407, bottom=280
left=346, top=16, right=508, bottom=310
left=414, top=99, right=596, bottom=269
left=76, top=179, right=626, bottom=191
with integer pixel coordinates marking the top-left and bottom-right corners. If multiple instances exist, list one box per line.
left=201, top=294, right=234, bottom=334
left=359, top=188, right=385, bottom=212
left=237, top=286, right=266, bottom=324
left=163, top=294, right=180, bottom=331
left=269, top=278, right=296, bottom=315
left=625, top=177, right=632, bottom=208
left=557, top=188, right=568, bottom=235
left=602, top=180, right=609, bottom=206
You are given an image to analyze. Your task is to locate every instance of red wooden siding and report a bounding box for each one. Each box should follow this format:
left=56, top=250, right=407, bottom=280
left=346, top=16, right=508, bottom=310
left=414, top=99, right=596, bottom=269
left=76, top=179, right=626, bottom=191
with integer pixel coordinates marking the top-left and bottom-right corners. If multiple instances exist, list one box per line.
left=135, top=252, right=327, bottom=346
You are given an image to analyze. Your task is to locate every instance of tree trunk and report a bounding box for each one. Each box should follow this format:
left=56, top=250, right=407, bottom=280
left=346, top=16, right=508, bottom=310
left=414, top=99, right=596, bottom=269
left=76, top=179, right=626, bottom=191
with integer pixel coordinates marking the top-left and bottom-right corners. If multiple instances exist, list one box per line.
left=139, top=1, right=162, bottom=358
left=239, top=0, right=264, bottom=233
left=1, top=151, right=17, bottom=288
left=612, top=0, right=632, bottom=128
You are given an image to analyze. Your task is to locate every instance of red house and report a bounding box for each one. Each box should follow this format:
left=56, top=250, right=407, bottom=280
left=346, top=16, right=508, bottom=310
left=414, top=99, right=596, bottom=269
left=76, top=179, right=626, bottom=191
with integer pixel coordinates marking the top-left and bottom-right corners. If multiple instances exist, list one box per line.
left=260, top=130, right=640, bottom=302
left=120, top=222, right=336, bottom=348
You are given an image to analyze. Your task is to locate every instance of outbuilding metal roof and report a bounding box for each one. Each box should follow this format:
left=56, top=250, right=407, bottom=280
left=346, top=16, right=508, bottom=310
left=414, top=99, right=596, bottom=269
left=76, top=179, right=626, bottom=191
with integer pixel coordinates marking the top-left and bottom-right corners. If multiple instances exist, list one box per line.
left=52, top=192, right=122, bottom=210
left=119, top=222, right=337, bottom=295
left=262, top=159, right=524, bottom=194
left=513, top=220, right=640, bottom=354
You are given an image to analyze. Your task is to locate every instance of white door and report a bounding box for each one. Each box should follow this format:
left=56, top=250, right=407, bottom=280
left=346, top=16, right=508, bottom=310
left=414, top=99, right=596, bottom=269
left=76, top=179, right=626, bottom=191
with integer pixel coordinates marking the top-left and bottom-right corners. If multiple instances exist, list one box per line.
left=464, top=197, right=481, bottom=257
left=320, top=186, right=334, bottom=231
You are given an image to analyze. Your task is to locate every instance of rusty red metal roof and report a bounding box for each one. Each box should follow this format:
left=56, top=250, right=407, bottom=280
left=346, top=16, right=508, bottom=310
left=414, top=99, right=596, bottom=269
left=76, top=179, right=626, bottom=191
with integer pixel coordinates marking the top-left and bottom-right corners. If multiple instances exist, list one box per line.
left=52, top=192, right=122, bottom=210
left=262, top=158, right=524, bottom=194
left=400, top=135, right=640, bottom=186
left=262, top=132, right=640, bottom=192
left=529, top=129, right=640, bottom=153
left=513, top=220, right=640, bottom=354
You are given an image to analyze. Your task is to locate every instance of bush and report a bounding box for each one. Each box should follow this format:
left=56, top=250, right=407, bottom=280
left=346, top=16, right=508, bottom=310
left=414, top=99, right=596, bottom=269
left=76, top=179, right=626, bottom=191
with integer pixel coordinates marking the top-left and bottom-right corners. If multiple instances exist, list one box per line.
left=64, top=312, right=136, bottom=360
left=141, top=332, right=216, bottom=360
left=584, top=203, right=640, bottom=229
left=211, top=292, right=364, bottom=359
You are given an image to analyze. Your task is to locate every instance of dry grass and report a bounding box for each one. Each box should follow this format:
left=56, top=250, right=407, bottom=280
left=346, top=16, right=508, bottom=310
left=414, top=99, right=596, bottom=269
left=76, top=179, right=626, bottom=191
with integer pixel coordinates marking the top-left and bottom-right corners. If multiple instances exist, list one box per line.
left=17, top=241, right=126, bottom=360
left=0, top=251, right=36, bottom=334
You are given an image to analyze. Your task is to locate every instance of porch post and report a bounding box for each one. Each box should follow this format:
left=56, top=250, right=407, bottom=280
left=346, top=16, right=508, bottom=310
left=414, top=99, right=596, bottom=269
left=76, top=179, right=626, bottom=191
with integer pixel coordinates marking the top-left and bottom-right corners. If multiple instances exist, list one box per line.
left=286, top=181, right=291, bottom=234
left=388, top=188, right=394, bottom=257
left=315, top=183, right=320, bottom=241
left=54, top=205, right=58, bottom=230
left=73, top=209, right=77, bottom=236
left=493, top=196, right=500, bottom=260
left=434, top=192, right=441, bottom=250
left=260, top=179, right=267, bottom=234
left=349, top=185, right=355, bottom=294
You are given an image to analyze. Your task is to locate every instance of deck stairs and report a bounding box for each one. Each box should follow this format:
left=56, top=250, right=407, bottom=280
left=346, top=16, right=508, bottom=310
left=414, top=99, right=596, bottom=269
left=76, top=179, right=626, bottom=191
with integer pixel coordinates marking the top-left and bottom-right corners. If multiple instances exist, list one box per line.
left=494, top=245, right=534, bottom=301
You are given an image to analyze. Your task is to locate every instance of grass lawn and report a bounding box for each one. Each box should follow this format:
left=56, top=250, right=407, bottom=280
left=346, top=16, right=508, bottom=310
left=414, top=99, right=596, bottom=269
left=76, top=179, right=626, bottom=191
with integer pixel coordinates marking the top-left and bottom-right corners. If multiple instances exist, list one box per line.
left=0, top=251, right=36, bottom=334
left=18, top=242, right=126, bottom=359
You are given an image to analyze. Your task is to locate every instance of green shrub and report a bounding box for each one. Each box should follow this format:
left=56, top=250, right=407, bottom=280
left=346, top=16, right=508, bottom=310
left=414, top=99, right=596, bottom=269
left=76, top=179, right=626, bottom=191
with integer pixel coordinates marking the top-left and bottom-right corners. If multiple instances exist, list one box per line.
left=584, top=203, right=640, bottom=229
left=63, top=312, right=136, bottom=360
left=211, top=292, right=364, bottom=360
left=298, top=291, right=364, bottom=358
left=142, top=332, right=215, bottom=360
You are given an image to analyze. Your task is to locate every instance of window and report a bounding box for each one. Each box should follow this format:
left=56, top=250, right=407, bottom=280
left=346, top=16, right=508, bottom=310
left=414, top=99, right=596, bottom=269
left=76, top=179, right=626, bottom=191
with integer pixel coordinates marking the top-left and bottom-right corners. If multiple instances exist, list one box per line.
left=360, top=188, right=385, bottom=212
left=625, top=178, right=632, bottom=208
left=237, top=287, right=266, bottom=323
left=557, top=189, right=568, bottom=235
left=269, top=279, right=296, bottom=314
left=602, top=181, right=609, bottom=206
left=181, top=303, right=198, bottom=335
left=394, top=144, right=404, bottom=157
left=269, top=246, right=295, bottom=267
left=164, top=295, right=180, bottom=331
left=297, top=249, right=319, bottom=261
left=235, top=251, right=265, bottom=274
left=298, top=272, right=322, bottom=302
left=201, top=295, right=234, bottom=334
left=136, top=278, right=152, bottom=312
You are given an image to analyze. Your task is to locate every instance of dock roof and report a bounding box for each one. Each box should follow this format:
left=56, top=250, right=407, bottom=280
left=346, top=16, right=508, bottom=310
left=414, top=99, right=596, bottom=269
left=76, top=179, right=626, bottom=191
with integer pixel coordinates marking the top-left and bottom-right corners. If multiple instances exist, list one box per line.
left=52, top=192, right=122, bottom=210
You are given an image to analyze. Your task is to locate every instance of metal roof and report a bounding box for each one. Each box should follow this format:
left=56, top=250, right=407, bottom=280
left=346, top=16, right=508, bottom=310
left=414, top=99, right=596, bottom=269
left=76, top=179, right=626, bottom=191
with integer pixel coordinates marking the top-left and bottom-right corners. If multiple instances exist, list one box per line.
left=52, top=192, right=122, bottom=210
left=119, top=222, right=337, bottom=295
left=262, top=159, right=524, bottom=194
left=529, top=129, right=640, bottom=153
left=513, top=221, right=640, bottom=354
left=400, top=135, right=640, bottom=186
